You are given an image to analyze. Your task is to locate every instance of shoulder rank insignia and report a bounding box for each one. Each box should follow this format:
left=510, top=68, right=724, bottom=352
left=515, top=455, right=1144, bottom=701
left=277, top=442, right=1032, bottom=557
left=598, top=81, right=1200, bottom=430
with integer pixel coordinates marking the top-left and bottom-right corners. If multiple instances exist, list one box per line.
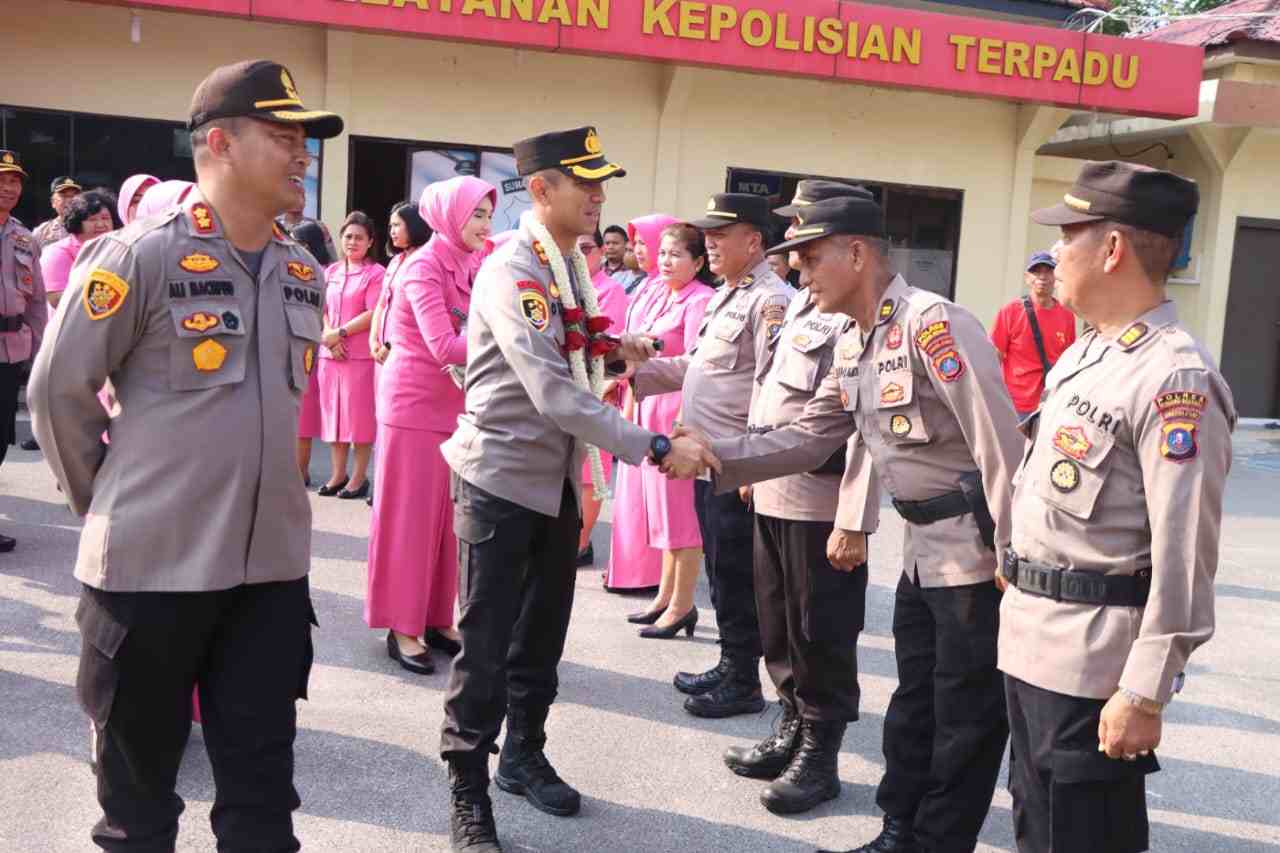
left=272, top=222, right=288, bottom=241
left=520, top=290, right=551, bottom=332
left=287, top=261, right=315, bottom=283
left=190, top=203, right=216, bottom=235
left=878, top=299, right=894, bottom=321
left=742, top=274, right=755, bottom=287
left=182, top=311, right=221, bottom=333
left=192, top=338, right=228, bottom=372
left=83, top=269, right=130, bottom=321
left=532, top=241, right=550, bottom=268
left=1160, top=422, right=1198, bottom=463
left=1118, top=322, right=1148, bottom=348
left=179, top=252, right=220, bottom=274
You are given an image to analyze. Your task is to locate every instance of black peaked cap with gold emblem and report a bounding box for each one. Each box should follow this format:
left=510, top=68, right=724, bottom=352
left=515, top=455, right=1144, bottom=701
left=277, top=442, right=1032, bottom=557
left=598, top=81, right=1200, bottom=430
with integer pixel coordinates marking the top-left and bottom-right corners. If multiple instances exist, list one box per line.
left=774, top=179, right=873, bottom=218
left=688, top=193, right=774, bottom=231
left=766, top=195, right=885, bottom=256
left=514, top=126, right=626, bottom=181
left=1032, top=160, right=1198, bottom=238
left=188, top=60, right=344, bottom=140
left=0, top=150, right=29, bottom=179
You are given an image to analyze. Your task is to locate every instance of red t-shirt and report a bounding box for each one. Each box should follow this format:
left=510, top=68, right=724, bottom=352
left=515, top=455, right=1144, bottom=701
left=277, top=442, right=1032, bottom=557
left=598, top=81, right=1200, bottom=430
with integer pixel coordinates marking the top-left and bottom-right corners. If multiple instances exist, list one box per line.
left=990, top=298, right=1077, bottom=412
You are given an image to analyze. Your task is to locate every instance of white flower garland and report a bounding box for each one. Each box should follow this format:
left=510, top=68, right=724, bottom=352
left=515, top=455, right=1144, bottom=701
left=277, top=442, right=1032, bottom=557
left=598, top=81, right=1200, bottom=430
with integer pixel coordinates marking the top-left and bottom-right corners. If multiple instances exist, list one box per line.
left=526, top=217, right=611, bottom=501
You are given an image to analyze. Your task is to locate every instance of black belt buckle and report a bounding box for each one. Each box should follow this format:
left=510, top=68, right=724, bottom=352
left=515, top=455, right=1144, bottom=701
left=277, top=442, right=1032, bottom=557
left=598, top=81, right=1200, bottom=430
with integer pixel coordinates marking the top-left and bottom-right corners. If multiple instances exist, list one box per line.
left=1059, top=571, right=1110, bottom=605
left=891, top=498, right=922, bottom=525
left=1003, top=551, right=1020, bottom=585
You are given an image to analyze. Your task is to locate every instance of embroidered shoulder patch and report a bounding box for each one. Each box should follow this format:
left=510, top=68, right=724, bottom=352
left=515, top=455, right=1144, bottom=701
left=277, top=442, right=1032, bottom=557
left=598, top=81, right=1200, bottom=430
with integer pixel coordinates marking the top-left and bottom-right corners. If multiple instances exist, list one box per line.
left=516, top=279, right=547, bottom=297
left=520, top=290, right=551, bottom=332
left=1155, top=391, right=1207, bottom=422
left=83, top=269, right=130, bottom=321
left=932, top=349, right=965, bottom=383
left=1160, top=422, right=1198, bottom=463
left=915, top=320, right=952, bottom=355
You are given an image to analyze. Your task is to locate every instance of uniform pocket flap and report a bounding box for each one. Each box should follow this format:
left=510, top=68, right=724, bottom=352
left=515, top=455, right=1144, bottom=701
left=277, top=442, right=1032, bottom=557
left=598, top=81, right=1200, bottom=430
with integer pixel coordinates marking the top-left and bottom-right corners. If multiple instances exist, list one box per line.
left=714, top=320, right=746, bottom=343
left=788, top=330, right=830, bottom=353
left=74, top=590, right=132, bottom=659
left=1051, top=748, right=1158, bottom=784
left=284, top=303, right=323, bottom=341
left=168, top=302, right=245, bottom=339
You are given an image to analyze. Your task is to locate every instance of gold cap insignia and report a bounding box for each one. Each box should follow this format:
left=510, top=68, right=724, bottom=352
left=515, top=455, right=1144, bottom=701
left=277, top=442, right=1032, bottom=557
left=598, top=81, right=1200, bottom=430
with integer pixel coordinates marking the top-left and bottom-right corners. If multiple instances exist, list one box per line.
left=282, top=69, right=300, bottom=101
left=1064, top=194, right=1092, bottom=212
left=2, top=153, right=12, bottom=165
left=584, top=129, right=601, bottom=155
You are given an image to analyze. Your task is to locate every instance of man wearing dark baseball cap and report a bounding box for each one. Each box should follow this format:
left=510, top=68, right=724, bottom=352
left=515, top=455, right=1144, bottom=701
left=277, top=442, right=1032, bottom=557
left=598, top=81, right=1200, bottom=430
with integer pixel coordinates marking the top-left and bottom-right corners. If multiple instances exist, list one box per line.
left=1001, top=161, right=1236, bottom=853
left=990, top=250, right=1075, bottom=418
left=32, top=175, right=83, bottom=253
left=30, top=60, right=342, bottom=852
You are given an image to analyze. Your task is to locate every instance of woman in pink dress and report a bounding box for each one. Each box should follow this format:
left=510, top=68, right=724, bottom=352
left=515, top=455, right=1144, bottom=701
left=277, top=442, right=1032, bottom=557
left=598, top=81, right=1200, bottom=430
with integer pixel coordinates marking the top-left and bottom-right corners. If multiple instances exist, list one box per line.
left=366, top=176, right=495, bottom=673
left=316, top=212, right=385, bottom=500
left=604, top=213, right=677, bottom=592
left=574, top=229, right=630, bottom=567
left=117, top=174, right=159, bottom=226
left=631, top=224, right=716, bottom=637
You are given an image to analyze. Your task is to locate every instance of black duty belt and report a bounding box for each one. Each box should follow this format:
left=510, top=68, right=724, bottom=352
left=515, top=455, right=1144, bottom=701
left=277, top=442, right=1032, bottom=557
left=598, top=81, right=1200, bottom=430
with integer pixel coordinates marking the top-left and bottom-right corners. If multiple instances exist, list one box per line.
left=0, top=315, right=24, bottom=333
left=1004, top=551, right=1150, bottom=607
left=747, top=425, right=774, bottom=435
left=891, top=491, right=969, bottom=525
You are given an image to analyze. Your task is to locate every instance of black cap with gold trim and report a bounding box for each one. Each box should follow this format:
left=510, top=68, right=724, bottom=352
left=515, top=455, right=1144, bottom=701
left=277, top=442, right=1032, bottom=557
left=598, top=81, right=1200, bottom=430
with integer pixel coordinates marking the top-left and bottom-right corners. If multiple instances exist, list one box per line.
left=50, top=176, right=82, bottom=194
left=688, top=193, right=774, bottom=231
left=514, top=126, right=626, bottom=181
left=0, top=150, right=29, bottom=180
left=765, top=195, right=885, bottom=256
left=774, top=179, right=872, bottom=218
left=188, top=60, right=344, bottom=140
left=1031, top=160, right=1198, bottom=239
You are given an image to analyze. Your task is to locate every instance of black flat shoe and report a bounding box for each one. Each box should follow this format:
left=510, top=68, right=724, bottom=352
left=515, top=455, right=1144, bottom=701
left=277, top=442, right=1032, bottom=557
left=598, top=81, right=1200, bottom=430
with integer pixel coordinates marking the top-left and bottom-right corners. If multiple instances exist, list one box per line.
left=0, top=534, right=15, bottom=553
left=626, top=606, right=667, bottom=625
left=317, top=477, right=349, bottom=497
left=337, top=480, right=370, bottom=500
left=20, top=438, right=39, bottom=451
left=386, top=631, right=434, bottom=675
left=425, top=629, right=462, bottom=657
left=575, top=543, right=594, bottom=567
left=639, top=608, right=698, bottom=639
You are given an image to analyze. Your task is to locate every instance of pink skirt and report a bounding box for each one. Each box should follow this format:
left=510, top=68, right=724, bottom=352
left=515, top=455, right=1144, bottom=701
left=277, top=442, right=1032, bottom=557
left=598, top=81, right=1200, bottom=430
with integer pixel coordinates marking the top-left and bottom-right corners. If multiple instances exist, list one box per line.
left=365, top=425, right=457, bottom=634
left=318, top=357, right=376, bottom=444
left=605, top=458, right=664, bottom=589
left=297, top=367, right=321, bottom=439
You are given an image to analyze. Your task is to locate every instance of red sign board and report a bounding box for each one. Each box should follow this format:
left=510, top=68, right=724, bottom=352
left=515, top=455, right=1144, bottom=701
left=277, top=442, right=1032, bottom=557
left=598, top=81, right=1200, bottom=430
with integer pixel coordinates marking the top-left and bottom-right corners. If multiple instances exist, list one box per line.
left=85, top=0, right=1203, bottom=118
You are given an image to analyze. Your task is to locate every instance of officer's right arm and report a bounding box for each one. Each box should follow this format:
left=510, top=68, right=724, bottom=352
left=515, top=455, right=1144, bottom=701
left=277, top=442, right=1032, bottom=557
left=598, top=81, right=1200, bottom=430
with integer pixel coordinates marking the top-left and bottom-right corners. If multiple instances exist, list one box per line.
left=631, top=352, right=692, bottom=399
left=711, top=364, right=855, bottom=492
left=28, top=237, right=146, bottom=515
left=485, top=264, right=653, bottom=465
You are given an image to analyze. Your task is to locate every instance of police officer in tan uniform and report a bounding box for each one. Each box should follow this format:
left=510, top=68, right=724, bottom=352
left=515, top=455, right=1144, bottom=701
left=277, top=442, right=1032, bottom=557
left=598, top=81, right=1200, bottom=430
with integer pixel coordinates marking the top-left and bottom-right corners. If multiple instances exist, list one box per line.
left=32, top=175, right=82, bottom=254
left=0, top=149, right=47, bottom=554
left=676, top=195, right=1024, bottom=853
left=438, top=127, right=711, bottom=853
left=29, top=60, right=340, bottom=851
left=721, top=180, right=881, bottom=816
left=631, top=192, right=793, bottom=719
left=1000, top=162, right=1235, bottom=853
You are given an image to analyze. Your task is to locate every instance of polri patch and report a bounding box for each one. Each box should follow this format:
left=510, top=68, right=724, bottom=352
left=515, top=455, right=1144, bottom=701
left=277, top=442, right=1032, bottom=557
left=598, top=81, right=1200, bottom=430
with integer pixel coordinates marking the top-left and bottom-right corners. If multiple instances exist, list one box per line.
left=1161, top=422, right=1198, bottom=463
left=886, top=323, right=903, bottom=350
left=179, top=252, right=220, bottom=274
left=915, top=320, right=952, bottom=354
left=1050, top=459, right=1080, bottom=492
left=1155, top=391, right=1207, bottom=422
left=520, top=290, right=551, bottom=332
left=932, top=349, right=965, bottom=382
left=190, top=203, right=216, bottom=234
left=83, top=269, right=130, bottom=321
left=182, top=311, right=221, bottom=333
left=1052, top=425, right=1091, bottom=461
left=287, top=261, right=315, bottom=283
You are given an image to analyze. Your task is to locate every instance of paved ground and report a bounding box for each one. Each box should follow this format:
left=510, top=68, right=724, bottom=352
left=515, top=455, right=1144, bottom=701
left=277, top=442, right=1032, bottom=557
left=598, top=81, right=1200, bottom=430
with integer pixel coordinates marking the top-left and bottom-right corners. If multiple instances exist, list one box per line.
left=2, top=415, right=1279, bottom=852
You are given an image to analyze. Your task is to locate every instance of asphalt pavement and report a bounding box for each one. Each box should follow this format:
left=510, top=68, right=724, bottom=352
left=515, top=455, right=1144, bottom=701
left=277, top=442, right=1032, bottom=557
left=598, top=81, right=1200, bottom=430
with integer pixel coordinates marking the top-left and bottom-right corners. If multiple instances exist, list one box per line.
left=2, top=415, right=1279, bottom=852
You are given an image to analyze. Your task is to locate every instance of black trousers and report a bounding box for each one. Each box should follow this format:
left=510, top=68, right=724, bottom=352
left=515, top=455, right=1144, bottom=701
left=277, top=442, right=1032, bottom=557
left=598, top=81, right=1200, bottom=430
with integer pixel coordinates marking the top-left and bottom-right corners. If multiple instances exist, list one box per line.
left=754, top=513, right=865, bottom=721
left=693, top=481, right=761, bottom=658
left=1006, top=675, right=1158, bottom=853
left=77, top=577, right=315, bottom=853
left=0, top=361, right=20, bottom=462
left=440, top=476, right=580, bottom=765
left=876, top=570, right=1008, bottom=853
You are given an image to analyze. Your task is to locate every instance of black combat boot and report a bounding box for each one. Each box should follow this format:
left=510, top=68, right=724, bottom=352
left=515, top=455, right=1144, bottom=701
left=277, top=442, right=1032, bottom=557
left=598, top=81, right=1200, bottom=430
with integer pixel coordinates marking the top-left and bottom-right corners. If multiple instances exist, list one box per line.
left=683, top=655, right=766, bottom=718
left=448, top=761, right=503, bottom=853
left=817, top=814, right=920, bottom=853
left=724, top=699, right=801, bottom=779
left=673, top=649, right=731, bottom=695
left=760, top=719, right=845, bottom=814
left=494, top=705, right=581, bottom=817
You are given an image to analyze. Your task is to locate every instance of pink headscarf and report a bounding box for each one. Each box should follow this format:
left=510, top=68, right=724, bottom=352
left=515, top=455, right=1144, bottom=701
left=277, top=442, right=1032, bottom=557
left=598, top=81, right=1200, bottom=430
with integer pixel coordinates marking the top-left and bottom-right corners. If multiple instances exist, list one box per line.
left=416, top=176, right=498, bottom=292
left=627, top=214, right=678, bottom=276
left=117, top=174, right=159, bottom=225
left=136, top=180, right=195, bottom=221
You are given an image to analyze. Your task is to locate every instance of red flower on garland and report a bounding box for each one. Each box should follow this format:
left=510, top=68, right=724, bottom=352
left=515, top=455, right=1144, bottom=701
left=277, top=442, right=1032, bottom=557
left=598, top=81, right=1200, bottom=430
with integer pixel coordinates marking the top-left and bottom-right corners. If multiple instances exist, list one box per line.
left=589, top=337, right=618, bottom=358
left=562, top=307, right=584, bottom=325
left=586, top=315, right=612, bottom=335
left=563, top=330, right=587, bottom=352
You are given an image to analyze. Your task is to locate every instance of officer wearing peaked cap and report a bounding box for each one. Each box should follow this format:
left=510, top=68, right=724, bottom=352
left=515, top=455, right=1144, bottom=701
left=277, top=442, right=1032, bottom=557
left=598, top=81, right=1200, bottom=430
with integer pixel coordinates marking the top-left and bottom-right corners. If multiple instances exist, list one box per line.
left=28, top=60, right=341, bottom=851
left=437, top=125, right=711, bottom=853
left=0, top=149, right=47, bottom=554
left=1001, top=161, right=1236, bottom=853
left=32, top=174, right=83, bottom=255
left=680, top=193, right=1024, bottom=853
left=632, top=192, right=794, bottom=719
left=718, top=179, right=882, bottom=816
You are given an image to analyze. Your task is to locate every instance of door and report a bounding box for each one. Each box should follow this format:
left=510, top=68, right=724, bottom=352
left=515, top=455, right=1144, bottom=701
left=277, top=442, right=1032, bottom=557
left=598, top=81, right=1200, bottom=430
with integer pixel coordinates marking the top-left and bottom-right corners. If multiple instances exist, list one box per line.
left=1220, top=218, right=1280, bottom=418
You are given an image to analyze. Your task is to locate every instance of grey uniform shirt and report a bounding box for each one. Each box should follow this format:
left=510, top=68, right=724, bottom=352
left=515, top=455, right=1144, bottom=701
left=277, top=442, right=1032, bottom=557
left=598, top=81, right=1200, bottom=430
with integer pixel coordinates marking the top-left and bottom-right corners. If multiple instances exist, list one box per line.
left=0, top=216, right=47, bottom=363
left=441, top=213, right=654, bottom=519
left=29, top=193, right=324, bottom=592
left=32, top=217, right=68, bottom=257
left=632, top=259, right=792, bottom=440
left=713, top=275, right=1023, bottom=587
left=749, top=288, right=880, bottom=527
left=1000, top=301, right=1235, bottom=703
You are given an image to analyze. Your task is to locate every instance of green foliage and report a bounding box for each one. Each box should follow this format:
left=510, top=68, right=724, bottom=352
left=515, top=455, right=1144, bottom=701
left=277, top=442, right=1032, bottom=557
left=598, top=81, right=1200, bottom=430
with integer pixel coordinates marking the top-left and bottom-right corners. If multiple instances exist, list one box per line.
left=1097, top=0, right=1237, bottom=36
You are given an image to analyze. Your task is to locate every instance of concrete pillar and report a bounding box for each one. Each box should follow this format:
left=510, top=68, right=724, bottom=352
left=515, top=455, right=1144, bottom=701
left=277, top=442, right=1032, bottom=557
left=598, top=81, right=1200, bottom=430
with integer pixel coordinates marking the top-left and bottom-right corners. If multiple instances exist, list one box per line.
left=651, top=66, right=694, bottom=216
left=1003, top=105, right=1071, bottom=302
left=320, top=29, right=354, bottom=234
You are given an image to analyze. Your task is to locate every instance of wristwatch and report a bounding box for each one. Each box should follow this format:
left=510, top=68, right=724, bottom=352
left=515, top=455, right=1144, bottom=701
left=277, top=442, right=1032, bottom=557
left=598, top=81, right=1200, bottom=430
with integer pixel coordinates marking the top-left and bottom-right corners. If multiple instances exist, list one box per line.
left=338, top=327, right=349, bottom=339
left=649, top=434, right=672, bottom=464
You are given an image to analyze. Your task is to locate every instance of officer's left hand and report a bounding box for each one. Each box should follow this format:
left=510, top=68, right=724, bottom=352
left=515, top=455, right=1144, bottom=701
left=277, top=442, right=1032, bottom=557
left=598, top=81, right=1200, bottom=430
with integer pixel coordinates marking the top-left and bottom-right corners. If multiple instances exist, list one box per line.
left=615, top=334, right=658, bottom=363
left=827, top=529, right=867, bottom=571
left=661, top=434, right=721, bottom=479
left=738, top=485, right=752, bottom=504
left=1098, top=693, right=1162, bottom=760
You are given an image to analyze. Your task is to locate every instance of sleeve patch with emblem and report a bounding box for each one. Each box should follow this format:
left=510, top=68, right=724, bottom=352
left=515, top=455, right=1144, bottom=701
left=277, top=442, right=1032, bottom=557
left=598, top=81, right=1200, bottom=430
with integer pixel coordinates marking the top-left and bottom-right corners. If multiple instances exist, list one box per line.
left=83, top=269, right=130, bottom=320
left=520, top=290, right=551, bottom=332
left=763, top=301, right=787, bottom=340
left=1160, top=422, right=1198, bottom=463
left=915, top=320, right=952, bottom=355
left=931, top=349, right=965, bottom=382
left=1155, top=391, right=1207, bottom=422
left=516, top=279, right=547, bottom=298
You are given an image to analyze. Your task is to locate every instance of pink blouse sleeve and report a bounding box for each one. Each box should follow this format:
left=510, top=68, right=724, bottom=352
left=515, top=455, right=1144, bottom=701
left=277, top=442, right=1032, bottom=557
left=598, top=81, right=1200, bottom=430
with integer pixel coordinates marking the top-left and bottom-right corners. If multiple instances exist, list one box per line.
left=403, top=266, right=467, bottom=367
left=40, top=241, right=75, bottom=294
left=363, top=264, right=386, bottom=311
